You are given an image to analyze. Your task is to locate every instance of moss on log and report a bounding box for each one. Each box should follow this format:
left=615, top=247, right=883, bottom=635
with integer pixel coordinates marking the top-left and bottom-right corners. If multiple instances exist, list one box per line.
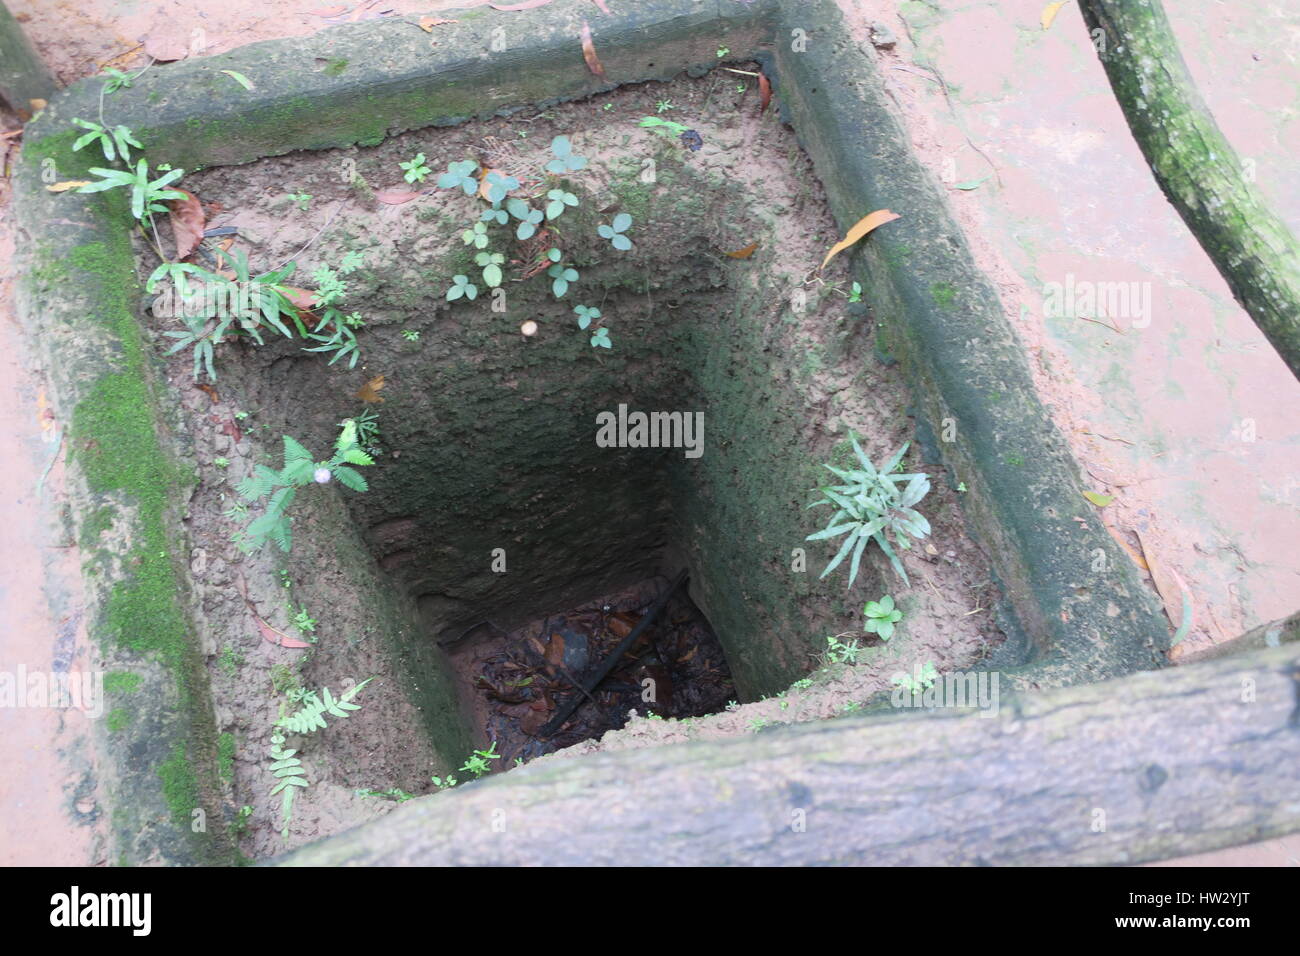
left=279, top=644, right=1300, bottom=866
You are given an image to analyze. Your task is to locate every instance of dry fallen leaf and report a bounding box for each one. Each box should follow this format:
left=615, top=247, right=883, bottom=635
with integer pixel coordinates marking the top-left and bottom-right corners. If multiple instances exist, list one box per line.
left=1041, top=1, right=1069, bottom=30
left=355, top=374, right=386, bottom=403
left=29, top=98, right=47, bottom=112
left=725, top=241, right=760, bottom=259
left=758, top=72, right=772, bottom=113
left=418, top=15, right=457, bottom=31
left=143, top=21, right=191, bottom=63
left=1104, top=524, right=1148, bottom=571
left=820, top=209, right=900, bottom=270
left=195, top=383, right=219, bottom=403
left=280, top=286, right=319, bottom=312
left=544, top=632, right=566, bottom=668
left=46, top=181, right=92, bottom=192
left=1135, top=529, right=1194, bottom=645
left=253, top=612, right=312, bottom=649
left=581, top=21, right=605, bottom=79
left=166, top=188, right=206, bottom=260
left=478, top=166, right=506, bottom=200
left=374, top=189, right=421, bottom=204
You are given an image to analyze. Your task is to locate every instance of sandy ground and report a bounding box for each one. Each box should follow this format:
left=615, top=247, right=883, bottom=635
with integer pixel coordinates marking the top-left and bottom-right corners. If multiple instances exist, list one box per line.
left=1, top=0, right=1296, bottom=866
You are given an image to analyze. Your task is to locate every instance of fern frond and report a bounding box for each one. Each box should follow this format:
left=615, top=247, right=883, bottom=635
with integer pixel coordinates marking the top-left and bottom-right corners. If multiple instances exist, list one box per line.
left=283, top=435, right=314, bottom=465
left=332, top=465, right=368, bottom=492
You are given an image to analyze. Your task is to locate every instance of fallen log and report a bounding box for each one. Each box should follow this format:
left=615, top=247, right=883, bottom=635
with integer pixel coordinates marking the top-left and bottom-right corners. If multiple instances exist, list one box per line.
left=1079, top=0, right=1300, bottom=380
left=279, top=643, right=1300, bottom=866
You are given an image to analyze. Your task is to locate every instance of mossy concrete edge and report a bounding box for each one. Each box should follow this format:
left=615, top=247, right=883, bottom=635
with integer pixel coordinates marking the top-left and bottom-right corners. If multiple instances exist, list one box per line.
left=12, top=145, right=239, bottom=865
left=773, top=0, right=1168, bottom=685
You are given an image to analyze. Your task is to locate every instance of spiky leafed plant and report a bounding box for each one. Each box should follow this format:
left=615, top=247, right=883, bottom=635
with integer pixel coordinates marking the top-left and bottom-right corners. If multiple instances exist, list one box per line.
left=806, top=436, right=931, bottom=587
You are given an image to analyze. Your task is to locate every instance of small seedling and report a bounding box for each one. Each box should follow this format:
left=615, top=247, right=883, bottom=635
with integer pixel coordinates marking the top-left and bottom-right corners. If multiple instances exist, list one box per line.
left=437, top=159, right=480, bottom=194
left=863, top=595, right=903, bottom=640
left=547, top=263, right=579, bottom=298
left=446, top=274, right=479, bottom=301
left=482, top=170, right=520, bottom=203
left=430, top=774, right=458, bottom=790
left=400, top=152, right=432, bottom=184
left=100, top=67, right=133, bottom=93
left=506, top=197, right=544, bottom=240
left=590, top=327, right=612, bottom=349
left=717, top=46, right=730, bottom=58
left=826, top=634, right=863, bottom=665
left=218, top=646, right=244, bottom=678
left=893, top=661, right=939, bottom=698
left=401, top=329, right=421, bottom=342
left=848, top=281, right=864, bottom=303
left=213, top=456, right=230, bottom=469
left=545, top=135, right=588, bottom=174
left=639, top=116, right=690, bottom=137
left=462, top=221, right=490, bottom=249
left=476, top=251, right=505, bottom=287
left=544, top=188, right=579, bottom=221
left=574, top=305, right=601, bottom=330
left=656, top=99, right=675, bottom=113
left=291, top=606, right=318, bottom=635
left=235, top=411, right=250, bottom=421
left=287, top=191, right=312, bottom=210
left=597, top=213, right=634, bottom=251
left=356, top=787, right=415, bottom=802
left=458, top=742, right=501, bottom=778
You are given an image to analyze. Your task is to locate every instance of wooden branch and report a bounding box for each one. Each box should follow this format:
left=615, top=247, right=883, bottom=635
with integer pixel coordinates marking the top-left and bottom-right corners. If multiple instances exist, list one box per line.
left=279, top=644, right=1300, bottom=866
left=1078, top=0, right=1300, bottom=380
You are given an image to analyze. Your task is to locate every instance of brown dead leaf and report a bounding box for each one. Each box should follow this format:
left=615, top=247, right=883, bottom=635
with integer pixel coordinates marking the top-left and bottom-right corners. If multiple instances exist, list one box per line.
left=280, top=286, right=320, bottom=312
left=167, top=188, right=205, bottom=260
left=46, top=181, right=91, bottom=192
left=520, top=707, right=550, bottom=736
left=676, top=645, right=698, bottom=664
left=1104, top=524, right=1148, bottom=571
left=607, top=612, right=639, bottom=639
left=98, top=45, right=144, bottom=73
left=489, top=0, right=554, bottom=9
left=250, top=607, right=311, bottom=648
left=581, top=21, right=605, bottom=79
left=758, top=72, right=772, bottom=113
left=544, top=632, right=566, bottom=668
left=478, top=167, right=505, bottom=200
left=194, top=383, right=219, bottom=403
left=418, top=15, right=457, bottom=31
left=725, top=241, right=759, bottom=259
left=374, top=189, right=422, bottom=204
left=29, top=98, right=47, bottom=112
left=821, top=209, right=900, bottom=269
left=1041, top=1, right=1070, bottom=30
left=143, top=21, right=190, bottom=63
left=1135, top=529, right=1193, bottom=642
left=355, top=374, right=386, bottom=403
